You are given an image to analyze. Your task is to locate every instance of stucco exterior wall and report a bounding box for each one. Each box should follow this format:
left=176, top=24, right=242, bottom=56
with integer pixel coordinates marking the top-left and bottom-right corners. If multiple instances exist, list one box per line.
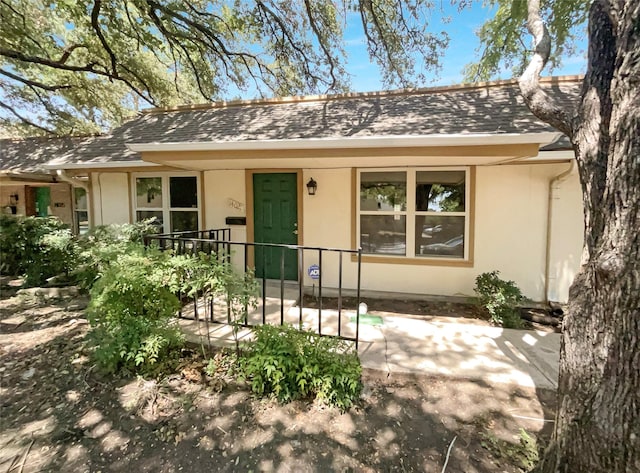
left=88, top=162, right=584, bottom=303
left=48, top=183, right=73, bottom=225
left=547, top=169, right=583, bottom=302
left=0, top=184, right=26, bottom=215
left=91, top=172, right=130, bottom=225
left=203, top=170, right=246, bottom=242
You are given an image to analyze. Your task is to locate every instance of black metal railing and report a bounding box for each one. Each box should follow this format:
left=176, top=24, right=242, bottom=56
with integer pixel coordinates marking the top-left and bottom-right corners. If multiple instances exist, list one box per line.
left=144, top=229, right=363, bottom=348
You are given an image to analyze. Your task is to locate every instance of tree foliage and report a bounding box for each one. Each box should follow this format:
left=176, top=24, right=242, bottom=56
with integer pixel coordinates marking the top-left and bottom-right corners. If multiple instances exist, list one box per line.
left=461, top=0, right=589, bottom=81
left=0, top=0, right=449, bottom=136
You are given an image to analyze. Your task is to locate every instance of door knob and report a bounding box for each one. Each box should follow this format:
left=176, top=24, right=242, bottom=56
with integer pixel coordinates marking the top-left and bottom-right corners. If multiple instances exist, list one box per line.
left=293, top=230, right=298, bottom=235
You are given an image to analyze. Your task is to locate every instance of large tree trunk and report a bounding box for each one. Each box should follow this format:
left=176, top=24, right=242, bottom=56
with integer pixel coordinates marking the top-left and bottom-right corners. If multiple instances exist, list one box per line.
left=520, top=1, right=640, bottom=472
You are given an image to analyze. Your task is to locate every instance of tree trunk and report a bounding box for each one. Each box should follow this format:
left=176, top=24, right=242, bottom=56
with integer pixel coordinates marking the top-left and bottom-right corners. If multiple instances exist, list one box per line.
left=522, top=1, right=640, bottom=472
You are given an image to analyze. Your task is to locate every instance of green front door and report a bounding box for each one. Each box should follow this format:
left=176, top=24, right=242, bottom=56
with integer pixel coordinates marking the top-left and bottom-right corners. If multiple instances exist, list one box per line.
left=34, top=187, right=50, bottom=217
left=253, top=173, right=298, bottom=280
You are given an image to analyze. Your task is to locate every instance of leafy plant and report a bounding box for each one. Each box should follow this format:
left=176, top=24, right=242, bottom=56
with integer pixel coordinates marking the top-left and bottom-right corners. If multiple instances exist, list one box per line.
left=87, top=248, right=184, bottom=373
left=0, top=215, right=77, bottom=286
left=74, top=219, right=159, bottom=289
left=240, top=324, right=361, bottom=410
left=167, top=252, right=259, bottom=354
left=481, top=428, right=539, bottom=472
left=474, top=271, right=524, bottom=328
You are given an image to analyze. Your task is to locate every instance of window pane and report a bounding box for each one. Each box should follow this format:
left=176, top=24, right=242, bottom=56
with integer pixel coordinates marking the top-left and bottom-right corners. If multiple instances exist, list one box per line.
left=416, top=171, right=465, bottom=212
left=361, top=215, right=406, bottom=255
left=74, top=187, right=87, bottom=210
left=416, top=215, right=465, bottom=258
left=360, top=172, right=406, bottom=211
left=136, top=177, right=163, bottom=208
left=170, top=177, right=198, bottom=208
left=136, top=210, right=164, bottom=232
left=75, top=211, right=89, bottom=235
left=171, top=211, right=198, bottom=232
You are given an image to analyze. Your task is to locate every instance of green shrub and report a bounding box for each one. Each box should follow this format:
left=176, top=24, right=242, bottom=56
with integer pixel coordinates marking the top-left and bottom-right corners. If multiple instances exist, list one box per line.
left=0, top=215, right=77, bottom=286
left=87, top=248, right=184, bottom=373
left=240, top=324, right=362, bottom=410
left=474, top=271, right=524, bottom=328
left=74, top=219, right=158, bottom=289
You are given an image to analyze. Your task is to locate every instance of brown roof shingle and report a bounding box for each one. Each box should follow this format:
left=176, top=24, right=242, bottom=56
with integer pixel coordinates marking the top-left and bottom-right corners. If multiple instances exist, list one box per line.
left=50, top=76, right=581, bottom=166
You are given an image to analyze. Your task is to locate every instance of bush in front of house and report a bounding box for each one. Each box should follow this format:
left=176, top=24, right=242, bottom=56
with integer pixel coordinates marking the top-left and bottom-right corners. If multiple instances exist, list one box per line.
left=87, top=247, right=184, bottom=373
left=474, top=271, right=524, bottom=328
left=74, top=219, right=159, bottom=289
left=0, top=215, right=77, bottom=286
left=240, top=324, right=362, bottom=410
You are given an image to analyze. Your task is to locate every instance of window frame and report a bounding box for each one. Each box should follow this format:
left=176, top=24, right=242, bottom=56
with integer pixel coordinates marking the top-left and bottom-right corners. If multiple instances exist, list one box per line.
left=72, top=186, right=89, bottom=235
left=131, top=172, right=202, bottom=233
left=355, top=166, right=473, bottom=265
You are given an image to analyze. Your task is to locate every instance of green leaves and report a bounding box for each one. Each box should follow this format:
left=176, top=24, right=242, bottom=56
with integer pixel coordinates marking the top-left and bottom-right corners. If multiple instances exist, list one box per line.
left=462, top=0, right=589, bottom=82
left=240, top=324, right=362, bottom=410
left=2, top=0, right=452, bottom=135
left=0, top=215, right=76, bottom=286
left=474, top=270, right=524, bottom=328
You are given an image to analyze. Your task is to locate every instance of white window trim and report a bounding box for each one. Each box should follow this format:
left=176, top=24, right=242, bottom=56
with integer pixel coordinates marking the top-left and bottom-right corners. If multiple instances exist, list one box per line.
left=131, top=171, right=202, bottom=232
left=72, top=186, right=89, bottom=234
left=356, top=166, right=471, bottom=261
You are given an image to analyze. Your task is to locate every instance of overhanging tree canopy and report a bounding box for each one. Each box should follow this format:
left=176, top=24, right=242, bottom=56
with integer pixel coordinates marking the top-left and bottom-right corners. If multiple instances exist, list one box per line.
left=1, top=0, right=588, bottom=136
left=1, top=0, right=452, bottom=135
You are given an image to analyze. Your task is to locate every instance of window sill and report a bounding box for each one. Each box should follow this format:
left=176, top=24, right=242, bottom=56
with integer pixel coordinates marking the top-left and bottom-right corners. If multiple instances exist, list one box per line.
left=351, top=253, right=474, bottom=267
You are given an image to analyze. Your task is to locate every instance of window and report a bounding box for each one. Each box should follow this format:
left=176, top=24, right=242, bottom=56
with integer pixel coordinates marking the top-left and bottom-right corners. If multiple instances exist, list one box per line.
left=133, top=174, right=200, bottom=233
left=358, top=168, right=471, bottom=261
left=73, top=187, right=89, bottom=235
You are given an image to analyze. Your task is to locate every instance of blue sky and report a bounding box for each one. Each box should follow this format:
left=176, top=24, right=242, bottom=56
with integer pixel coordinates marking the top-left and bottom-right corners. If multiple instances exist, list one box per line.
left=343, top=2, right=587, bottom=92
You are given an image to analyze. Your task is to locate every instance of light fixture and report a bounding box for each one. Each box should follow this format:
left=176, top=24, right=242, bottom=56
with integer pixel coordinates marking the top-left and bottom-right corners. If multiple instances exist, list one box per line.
left=306, top=177, right=317, bottom=196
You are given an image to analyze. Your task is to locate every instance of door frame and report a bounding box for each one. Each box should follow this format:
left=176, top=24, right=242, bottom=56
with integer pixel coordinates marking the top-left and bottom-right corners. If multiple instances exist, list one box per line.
left=245, top=169, right=304, bottom=271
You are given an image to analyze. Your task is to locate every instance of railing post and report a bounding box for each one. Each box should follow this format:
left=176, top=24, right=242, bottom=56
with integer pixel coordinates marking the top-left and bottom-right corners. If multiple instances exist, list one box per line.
left=355, top=247, right=362, bottom=350
left=298, top=248, right=303, bottom=329
left=280, top=248, right=285, bottom=325
left=338, top=251, right=343, bottom=337
left=262, top=244, right=267, bottom=324
left=318, top=249, right=323, bottom=336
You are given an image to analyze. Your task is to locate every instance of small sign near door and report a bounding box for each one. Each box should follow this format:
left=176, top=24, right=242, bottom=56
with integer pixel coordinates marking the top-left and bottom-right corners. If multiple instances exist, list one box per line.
left=308, top=264, right=320, bottom=280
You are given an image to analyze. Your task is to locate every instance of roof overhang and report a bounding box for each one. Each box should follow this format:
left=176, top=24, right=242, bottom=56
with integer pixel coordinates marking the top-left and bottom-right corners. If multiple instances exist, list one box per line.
left=0, top=171, right=56, bottom=183
left=127, top=132, right=561, bottom=153
left=44, top=160, right=159, bottom=170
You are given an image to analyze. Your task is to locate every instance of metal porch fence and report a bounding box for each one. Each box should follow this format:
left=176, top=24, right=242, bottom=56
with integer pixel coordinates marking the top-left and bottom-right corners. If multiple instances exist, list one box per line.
left=144, top=229, right=363, bottom=348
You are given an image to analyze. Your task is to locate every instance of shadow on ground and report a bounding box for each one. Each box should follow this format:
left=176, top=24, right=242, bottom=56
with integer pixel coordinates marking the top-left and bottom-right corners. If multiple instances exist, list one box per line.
left=0, top=290, right=556, bottom=472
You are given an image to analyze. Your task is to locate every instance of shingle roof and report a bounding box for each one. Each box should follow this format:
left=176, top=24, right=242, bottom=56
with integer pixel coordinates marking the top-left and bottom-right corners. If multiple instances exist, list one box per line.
left=0, top=136, right=92, bottom=173
left=50, top=76, right=581, bottom=166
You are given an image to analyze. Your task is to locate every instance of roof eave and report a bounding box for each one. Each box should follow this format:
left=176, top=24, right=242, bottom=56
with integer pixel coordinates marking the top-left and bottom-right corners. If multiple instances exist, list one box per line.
left=43, top=160, right=157, bottom=170
left=126, top=132, right=562, bottom=153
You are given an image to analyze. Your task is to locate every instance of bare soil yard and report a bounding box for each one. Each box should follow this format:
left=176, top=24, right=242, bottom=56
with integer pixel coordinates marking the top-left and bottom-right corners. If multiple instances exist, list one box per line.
left=1, top=285, right=556, bottom=472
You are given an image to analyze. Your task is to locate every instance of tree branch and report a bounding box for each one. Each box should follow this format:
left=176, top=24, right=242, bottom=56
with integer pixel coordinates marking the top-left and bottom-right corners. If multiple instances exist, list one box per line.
left=0, top=99, right=55, bottom=134
left=0, top=68, right=72, bottom=91
left=91, top=0, right=118, bottom=77
left=303, top=0, right=338, bottom=90
left=518, top=0, right=573, bottom=137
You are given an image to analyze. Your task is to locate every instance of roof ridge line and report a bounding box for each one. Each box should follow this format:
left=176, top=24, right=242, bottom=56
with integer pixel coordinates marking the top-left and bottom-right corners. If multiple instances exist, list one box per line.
left=142, top=75, right=583, bottom=115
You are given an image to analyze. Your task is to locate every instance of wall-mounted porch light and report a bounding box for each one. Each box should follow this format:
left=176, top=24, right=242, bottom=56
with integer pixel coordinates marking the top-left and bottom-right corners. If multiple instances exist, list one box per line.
left=306, top=178, right=317, bottom=196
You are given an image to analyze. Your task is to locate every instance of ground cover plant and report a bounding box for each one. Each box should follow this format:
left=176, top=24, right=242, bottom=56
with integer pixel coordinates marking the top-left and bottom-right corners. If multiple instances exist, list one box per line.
left=240, top=324, right=362, bottom=410
left=474, top=271, right=525, bottom=328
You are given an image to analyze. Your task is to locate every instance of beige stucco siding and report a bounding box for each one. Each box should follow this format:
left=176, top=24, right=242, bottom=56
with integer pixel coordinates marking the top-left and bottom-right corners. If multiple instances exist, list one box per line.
left=547, top=169, right=583, bottom=302
left=198, top=164, right=583, bottom=301
left=88, top=161, right=583, bottom=303
left=91, top=172, right=130, bottom=225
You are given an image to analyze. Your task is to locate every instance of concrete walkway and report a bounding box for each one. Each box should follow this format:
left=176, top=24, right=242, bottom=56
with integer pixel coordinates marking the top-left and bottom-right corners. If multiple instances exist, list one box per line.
left=178, top=294, right=560, bottom=390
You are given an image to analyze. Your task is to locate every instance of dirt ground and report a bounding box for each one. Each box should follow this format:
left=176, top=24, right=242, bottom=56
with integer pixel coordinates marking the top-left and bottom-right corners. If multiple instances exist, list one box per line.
left=1, top=285, right=557, bottom=473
